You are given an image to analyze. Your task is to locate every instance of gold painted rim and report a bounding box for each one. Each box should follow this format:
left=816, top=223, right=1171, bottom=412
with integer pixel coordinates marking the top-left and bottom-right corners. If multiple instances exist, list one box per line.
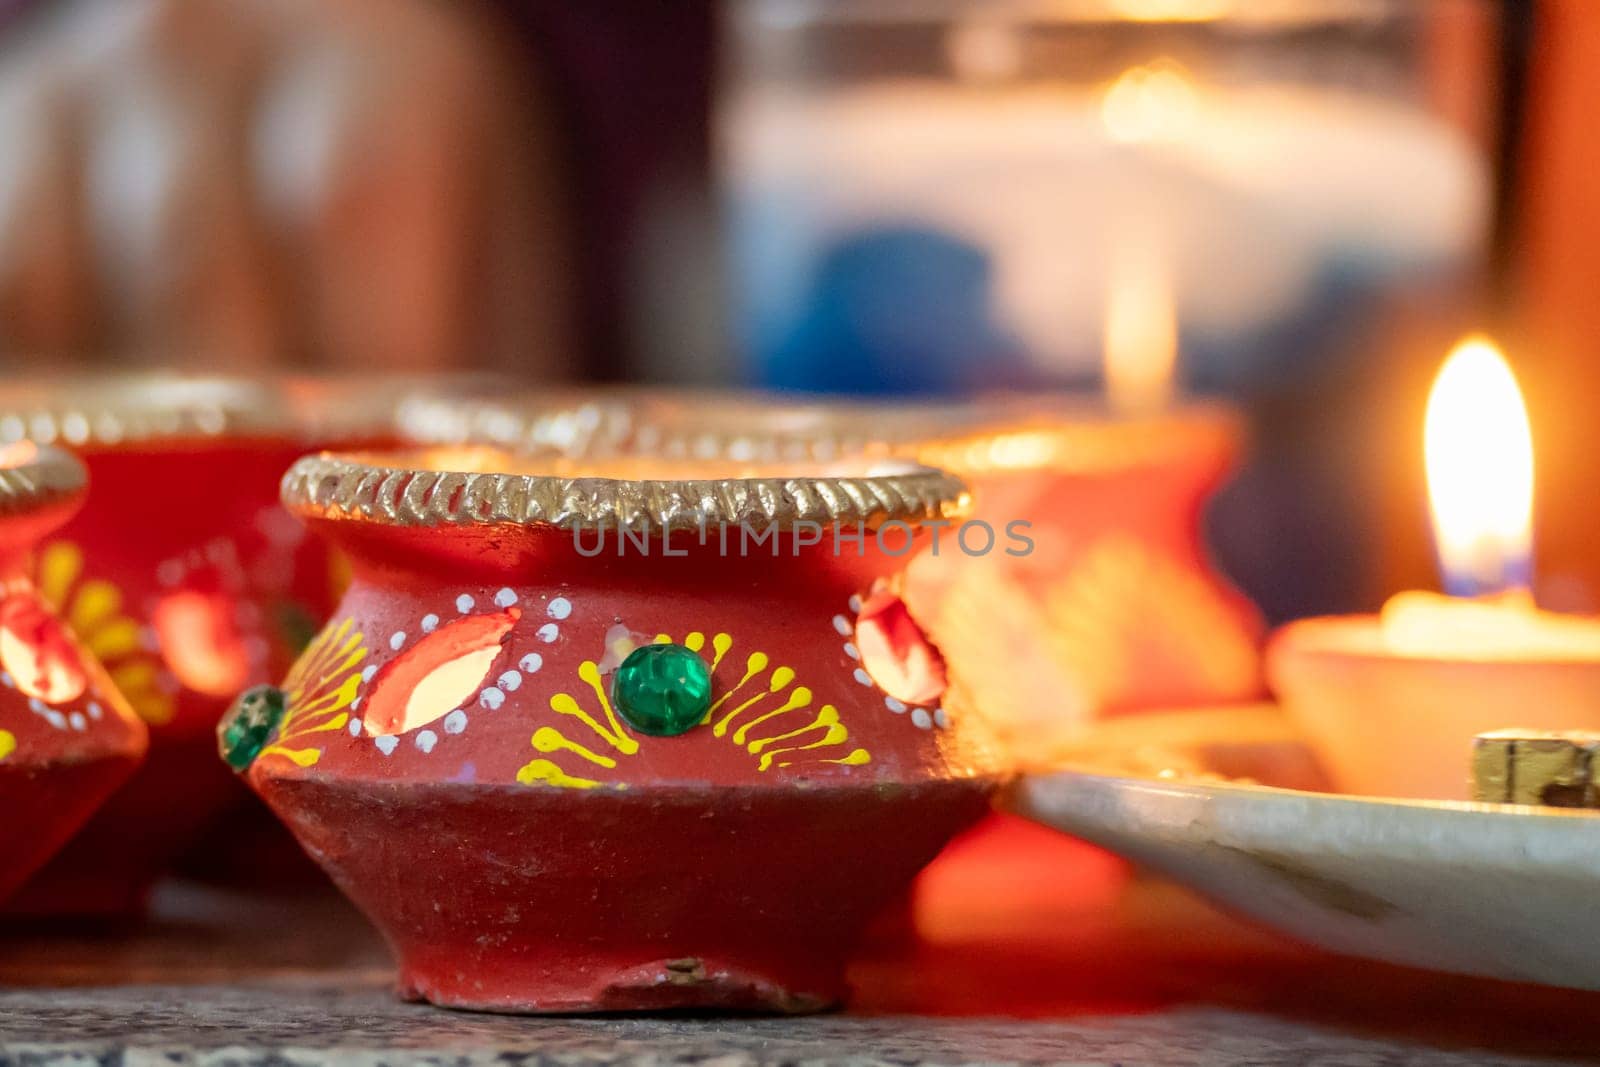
left=0, top=372, right=507, bottom=447
left=397, top=388, right=1240, bottom=473
left=281, top=447, right=971, bottom=533
left=0, top=442, right=87, bottom=515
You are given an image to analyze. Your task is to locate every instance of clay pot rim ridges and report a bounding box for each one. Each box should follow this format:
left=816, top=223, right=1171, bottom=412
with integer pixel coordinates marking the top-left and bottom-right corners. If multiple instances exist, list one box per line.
left=397, top=388, right=1241, bottom=474
left=0, top=371, right=506, bottom=448
left=0, top=443, right=87, bottom=516
left=279, top=448, right=972, bottom=533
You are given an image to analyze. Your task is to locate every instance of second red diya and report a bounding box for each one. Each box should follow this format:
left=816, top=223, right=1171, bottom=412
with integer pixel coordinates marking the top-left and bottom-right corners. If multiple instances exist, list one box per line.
left=222, top=447, right=999, bottom=1012
left=0, top=376, right=404, bottom=916
left=402, top=391, right=1265, bottom=749
left=906, top=405, right=1265, bottom=751
left=0, top=444, right=148, bottom=903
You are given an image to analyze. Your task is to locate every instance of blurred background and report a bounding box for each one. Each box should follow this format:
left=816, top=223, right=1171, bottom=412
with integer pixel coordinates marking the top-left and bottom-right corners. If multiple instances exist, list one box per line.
left=0, top=0, right=1590, bottom=626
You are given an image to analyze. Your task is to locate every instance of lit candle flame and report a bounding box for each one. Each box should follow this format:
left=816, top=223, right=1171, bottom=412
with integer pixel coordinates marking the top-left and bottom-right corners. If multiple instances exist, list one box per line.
left=1423, top=336, right=1534, bottom=597
left=1103, top=232, right=1177, bottom=414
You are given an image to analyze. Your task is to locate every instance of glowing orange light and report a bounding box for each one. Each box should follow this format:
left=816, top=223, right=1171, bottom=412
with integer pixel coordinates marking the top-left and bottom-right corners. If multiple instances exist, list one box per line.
left=152, top=590, right=253, bottom=697
left=0, top=595, right=88, bottom=704
left=1100, top=60, right=1199, bottom=145
left=1110, top=0, right=1233, bottom=21
left=1103, top=230, right=1178, bottom=414
left=362, top=608, right=519, bottom=735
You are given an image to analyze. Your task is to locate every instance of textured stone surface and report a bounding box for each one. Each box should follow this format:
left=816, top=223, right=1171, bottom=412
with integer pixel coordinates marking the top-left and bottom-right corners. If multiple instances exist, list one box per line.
left=0, top=984, right=1584, bottom=1067
left=1, top=865, right=1598, bottom=1066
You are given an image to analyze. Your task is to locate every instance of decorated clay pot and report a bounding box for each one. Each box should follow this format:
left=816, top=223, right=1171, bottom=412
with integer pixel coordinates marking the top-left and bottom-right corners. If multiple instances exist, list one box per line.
left=0, top=376, right=396, bottom=915
left=223, top=447, right=998, bottom=1012
left=904, top=405, right=1264, bottom=746
left=0, top=443, right=148, bottom=903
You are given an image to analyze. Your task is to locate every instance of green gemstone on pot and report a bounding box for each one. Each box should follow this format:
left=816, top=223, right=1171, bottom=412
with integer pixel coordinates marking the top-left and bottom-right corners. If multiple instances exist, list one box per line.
left=219, top=685, right=287, bottom=771
left=612, top=643, right=712, bottom=737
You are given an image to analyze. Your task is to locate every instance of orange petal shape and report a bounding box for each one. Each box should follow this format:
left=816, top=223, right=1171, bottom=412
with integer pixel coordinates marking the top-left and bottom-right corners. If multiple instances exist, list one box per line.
left=152, top=590, right=253, bottom=698
left=0, top=594, right=88, bottom=705
left=855, top=589, right=947, bottom=706
left=362, top=608, right=520, bottom=735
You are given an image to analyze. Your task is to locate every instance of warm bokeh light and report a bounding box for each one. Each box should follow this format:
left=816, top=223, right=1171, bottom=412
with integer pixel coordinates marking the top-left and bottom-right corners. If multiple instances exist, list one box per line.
left=1110, top=0, right=1234, bottom=20
left=1103, top=235, right=1178, bottom=413
left=0, top=440, right=39, bottom=469
left=1423, top=336, right=1534, bottom=595
left=1100, top=61, right=1199, bottom=145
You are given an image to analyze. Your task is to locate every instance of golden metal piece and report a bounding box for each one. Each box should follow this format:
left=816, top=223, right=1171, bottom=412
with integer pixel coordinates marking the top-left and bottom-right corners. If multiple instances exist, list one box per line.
left=1472, top=729, right=1600, bottom=807
left=0, top=442, right=87, bottom=515
left=281, top=447, right=972, bottom=533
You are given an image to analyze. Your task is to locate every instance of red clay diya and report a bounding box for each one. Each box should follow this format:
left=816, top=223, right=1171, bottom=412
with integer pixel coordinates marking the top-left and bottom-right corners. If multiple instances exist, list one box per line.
left=906, top=405, right=1264, bottom=749
left=0, top=443, right=147, bottom=903
left=223, top=447, right=999, bottom=1012
left=0, top=375, right=402, bottom=915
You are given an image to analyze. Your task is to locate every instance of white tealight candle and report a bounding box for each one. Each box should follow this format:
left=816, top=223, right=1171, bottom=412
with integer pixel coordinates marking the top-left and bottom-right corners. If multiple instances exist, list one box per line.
left=1270, top=335, right=1600, bottom=799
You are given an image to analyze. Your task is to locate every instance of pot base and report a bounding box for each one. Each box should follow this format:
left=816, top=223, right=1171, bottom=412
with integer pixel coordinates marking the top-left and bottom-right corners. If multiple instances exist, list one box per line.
left=397, top=951, right=837, bottom=1015
left=0, top=753, right=141, bottom=905
left=4, top=735, right=239, bottom=917
left=255, top=774, right=993, bottom=1014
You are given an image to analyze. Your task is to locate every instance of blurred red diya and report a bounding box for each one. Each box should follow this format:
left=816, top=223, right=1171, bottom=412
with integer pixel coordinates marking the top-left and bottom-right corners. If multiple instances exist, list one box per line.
left=402, top=391, right=1264, bottom=751
left=0, top=445, right=147, bottom=904
left=222, top=448, right=999, bottom=1013
left=0, top=375, right=424, bottom=916
left=906, top=405, right=1265, bottom=753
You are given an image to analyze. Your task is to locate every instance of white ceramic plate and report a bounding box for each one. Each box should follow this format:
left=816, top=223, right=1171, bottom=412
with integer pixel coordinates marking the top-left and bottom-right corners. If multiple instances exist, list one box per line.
left=1010, top=769, right=1600, bottom=991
